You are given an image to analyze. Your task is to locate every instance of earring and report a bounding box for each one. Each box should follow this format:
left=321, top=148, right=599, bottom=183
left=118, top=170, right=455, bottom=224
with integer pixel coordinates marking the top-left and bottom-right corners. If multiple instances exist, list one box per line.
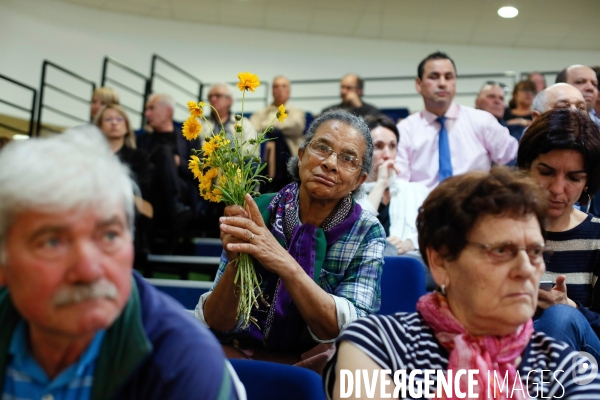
left=439, top=284, right=446, bottom=296
left=347, top=191, right=352, bottom=201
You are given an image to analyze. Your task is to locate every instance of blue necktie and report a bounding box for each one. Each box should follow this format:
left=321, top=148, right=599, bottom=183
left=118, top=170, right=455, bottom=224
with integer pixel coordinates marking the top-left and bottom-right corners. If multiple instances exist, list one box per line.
left=436, top=116, right=452, bottom=182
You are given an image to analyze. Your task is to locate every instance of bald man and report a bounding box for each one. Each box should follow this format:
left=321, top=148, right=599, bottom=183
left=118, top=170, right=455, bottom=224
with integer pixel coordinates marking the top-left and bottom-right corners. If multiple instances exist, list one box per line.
left=556, top=65, right=600, bottom=127
left=532, top=83, right=587, bottom=120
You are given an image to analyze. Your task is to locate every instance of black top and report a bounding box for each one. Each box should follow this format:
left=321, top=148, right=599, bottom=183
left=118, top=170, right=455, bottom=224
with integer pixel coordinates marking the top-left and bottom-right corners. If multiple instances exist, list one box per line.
left=321, top=101, right=381, bottom=119
left=115, top=145, right=152, bottom=198
left=377, top=201, right=391, bottom=237
left=503, top=107, right=533, bottom=122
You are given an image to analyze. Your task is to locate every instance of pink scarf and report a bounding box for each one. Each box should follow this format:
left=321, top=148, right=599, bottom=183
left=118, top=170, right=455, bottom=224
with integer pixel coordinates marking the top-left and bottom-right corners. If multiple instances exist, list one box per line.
left=416, top=292, right=533, bottom=400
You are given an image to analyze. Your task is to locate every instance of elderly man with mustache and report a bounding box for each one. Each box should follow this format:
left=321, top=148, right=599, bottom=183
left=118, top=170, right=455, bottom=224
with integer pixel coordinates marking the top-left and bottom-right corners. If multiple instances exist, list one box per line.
left=0, top=126, right=242, bottom=400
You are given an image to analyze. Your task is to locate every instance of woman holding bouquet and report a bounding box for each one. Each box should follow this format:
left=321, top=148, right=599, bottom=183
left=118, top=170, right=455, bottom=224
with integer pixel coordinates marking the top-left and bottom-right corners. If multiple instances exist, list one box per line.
left=195, top=110, right=386, bottom=369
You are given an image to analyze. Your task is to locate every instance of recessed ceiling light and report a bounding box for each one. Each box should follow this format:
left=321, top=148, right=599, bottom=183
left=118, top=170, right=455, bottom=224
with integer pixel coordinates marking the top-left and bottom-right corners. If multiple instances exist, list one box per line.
left=498, top=6, right=518, bottom=18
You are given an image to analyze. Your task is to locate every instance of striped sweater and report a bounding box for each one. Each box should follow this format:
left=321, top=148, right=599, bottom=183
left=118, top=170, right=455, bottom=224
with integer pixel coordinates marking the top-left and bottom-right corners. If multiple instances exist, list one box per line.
left=543, top=214, right=600, bottom=333
left=324, top=312, right=600, bottom=399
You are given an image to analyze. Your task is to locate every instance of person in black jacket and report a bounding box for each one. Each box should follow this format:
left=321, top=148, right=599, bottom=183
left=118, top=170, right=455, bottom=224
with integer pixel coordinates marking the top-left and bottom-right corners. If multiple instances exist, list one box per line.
left=95, top=104, right=153, bottom=265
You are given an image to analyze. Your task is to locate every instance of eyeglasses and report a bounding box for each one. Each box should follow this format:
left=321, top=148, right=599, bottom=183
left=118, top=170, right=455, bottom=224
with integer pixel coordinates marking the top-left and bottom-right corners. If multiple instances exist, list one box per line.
left=103, top=117, right=125, bottom=123
left=466, top=240, right=546, bottom=264
left=307, top=140, right=362, bottom=171
left=208, top=93, right=228, bottom=100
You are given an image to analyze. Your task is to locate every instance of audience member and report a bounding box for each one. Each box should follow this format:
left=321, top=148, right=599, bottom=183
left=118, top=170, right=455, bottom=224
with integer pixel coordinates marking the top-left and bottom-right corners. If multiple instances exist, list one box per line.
left=475, top=82, right=525, bottom=143
left=357, top=115, right=428, bottom=256
left=251, top=76, right=306, bottom=193
left=0, top=128, right=242, bottom=399
left=556, top=64, right=600, bottom=127
left=199, top=83, right=258, bottom=237
left=527, top=71, right=547, bottom=92
left=396, top=51, right=518, bottom=189
left=200, top=83, right=258, bottom=157
left=321, top=74, right=380, bottom=118
left=592, top=66, right=600, bottom=118
left=504, top=79, right=537, bottom=127
left=90, top=87, right=120, bottom=121
left=196, top=110, right=385, bottom=372
left=325, top=167, right=600, bottom=399
left=531, top=83, right=587, bottom=120
left=517, top=108, right=600, bottom=362
left=94, top=105, right=153, bottom=266
left=137, top=94, right=196, bottom=250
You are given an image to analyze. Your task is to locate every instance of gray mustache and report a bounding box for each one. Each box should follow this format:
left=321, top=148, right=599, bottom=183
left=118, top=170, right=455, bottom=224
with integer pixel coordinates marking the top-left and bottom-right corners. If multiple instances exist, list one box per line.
left=53, top=279, right=118, bottom=307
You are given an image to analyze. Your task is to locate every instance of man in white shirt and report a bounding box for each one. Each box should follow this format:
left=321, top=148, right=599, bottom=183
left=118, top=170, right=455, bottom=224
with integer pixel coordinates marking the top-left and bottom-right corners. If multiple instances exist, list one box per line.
left=396, top=52, right=518, bottom=189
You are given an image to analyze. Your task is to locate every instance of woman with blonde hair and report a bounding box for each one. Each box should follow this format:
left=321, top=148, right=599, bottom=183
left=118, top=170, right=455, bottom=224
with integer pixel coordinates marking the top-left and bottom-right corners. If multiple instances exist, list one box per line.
left=91, top=86, right=120, bottom=120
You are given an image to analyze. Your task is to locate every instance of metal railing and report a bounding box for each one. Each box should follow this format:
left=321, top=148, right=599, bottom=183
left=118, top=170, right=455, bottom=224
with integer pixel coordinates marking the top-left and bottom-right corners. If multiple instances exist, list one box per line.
left=37, top=60, right=95, bottom=135
left=288, top=72, right=520, bottom=113
left=101, top=56, right=149, bottom=129
left=149, top=54, right=204, bottom=118
left=0, top=74, right=37, bottom=136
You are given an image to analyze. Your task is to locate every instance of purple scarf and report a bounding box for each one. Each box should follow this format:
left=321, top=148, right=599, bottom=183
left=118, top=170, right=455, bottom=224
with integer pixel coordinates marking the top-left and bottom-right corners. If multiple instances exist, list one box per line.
left=247, top=183, right=362, bottom=349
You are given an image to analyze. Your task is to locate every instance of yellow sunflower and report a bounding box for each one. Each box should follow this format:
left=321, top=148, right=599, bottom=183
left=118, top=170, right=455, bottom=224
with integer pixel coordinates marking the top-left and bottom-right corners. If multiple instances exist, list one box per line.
left=237, top=72, right=261, bottom=92
left=187, top=101, right=205, bottom=118
left=182, top=116, right=202, bottom=140
left=276, top=104, right=288, bottom=123
left=188, top=155, right=202, bottom=179
left=202, top=137, right=217, bottom=157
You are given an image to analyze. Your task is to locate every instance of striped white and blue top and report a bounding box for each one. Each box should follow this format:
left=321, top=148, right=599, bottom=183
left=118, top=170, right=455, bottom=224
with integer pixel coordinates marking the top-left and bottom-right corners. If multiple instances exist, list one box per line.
left=324, top=312, right=600, bottom=399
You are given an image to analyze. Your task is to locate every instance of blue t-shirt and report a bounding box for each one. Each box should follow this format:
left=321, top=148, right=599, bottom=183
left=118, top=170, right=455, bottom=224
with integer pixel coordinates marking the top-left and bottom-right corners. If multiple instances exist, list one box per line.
left=3, top=321, right=105, bottom=400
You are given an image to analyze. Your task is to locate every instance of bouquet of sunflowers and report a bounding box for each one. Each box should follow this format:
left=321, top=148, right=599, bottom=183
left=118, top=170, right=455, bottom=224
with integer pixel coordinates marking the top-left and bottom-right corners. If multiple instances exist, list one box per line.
left=182, top=72, right=287, bottom=329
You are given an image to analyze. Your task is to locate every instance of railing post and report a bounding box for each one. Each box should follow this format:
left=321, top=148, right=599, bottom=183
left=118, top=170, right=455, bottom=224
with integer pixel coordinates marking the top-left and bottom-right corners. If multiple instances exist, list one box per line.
left=36, top=61, right=48, bottom=137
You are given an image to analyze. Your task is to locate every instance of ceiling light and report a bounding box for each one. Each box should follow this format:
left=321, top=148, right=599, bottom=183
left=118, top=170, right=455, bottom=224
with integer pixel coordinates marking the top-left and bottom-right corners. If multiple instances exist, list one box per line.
left=498, top=6, right=518, bottom=18
left=11, top=134, right=29, bottom=140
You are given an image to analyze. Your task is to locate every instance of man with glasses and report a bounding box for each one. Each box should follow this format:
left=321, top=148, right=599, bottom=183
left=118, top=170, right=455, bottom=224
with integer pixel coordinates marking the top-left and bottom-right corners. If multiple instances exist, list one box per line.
left=321, top=74, right=381, bottom=119
left=396, top=51, right=518, bottom=189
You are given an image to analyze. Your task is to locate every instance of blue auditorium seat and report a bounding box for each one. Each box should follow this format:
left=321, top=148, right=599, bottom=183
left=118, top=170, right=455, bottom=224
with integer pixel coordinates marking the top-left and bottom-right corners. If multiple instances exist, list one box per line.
left=379, top=256, right=427, bottom=314
left=229, top=359, right=325, bottom=400
left=380, top=107, right=410, bottom=122
left=148, top=278, right=212, bottom=309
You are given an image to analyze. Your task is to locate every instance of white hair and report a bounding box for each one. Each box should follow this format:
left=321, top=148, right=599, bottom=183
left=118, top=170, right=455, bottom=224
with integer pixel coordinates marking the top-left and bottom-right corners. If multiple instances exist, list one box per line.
left=0, top=125, right=135, bottom=264
left=148, top=93, right=175, bottom=110
left=532, top=83, right=575, bottom=113
left=209, top=83, right=235, bottom=102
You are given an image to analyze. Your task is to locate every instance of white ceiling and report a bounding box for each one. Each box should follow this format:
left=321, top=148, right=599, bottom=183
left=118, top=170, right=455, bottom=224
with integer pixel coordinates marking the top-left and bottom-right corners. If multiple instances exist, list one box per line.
left=58, top=0, right=600, bottom=51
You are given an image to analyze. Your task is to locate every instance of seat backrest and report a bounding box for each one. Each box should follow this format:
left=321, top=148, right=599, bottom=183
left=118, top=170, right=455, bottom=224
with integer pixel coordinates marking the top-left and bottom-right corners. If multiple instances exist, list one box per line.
left=379, top=256, right=427, bottom=315
left=229, top=359, right=325, bottom=400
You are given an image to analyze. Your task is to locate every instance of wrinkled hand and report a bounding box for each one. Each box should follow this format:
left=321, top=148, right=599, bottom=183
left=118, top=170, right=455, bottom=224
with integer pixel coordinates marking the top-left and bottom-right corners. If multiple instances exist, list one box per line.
left=376, top=160, right=399, bottom=188
left=219, top=194, right=293, bottom=276
left=387, top=236, right=415, bottom=255
left=537, top=275, right=577, bottom=309
left=343, top=91, right=363, bottom=108
left=220, top=204, right=249, bottom=262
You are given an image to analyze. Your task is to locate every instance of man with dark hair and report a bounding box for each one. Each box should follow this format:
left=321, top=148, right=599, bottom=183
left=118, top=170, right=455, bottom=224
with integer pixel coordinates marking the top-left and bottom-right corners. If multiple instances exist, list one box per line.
left=555, top=64, right=600, bottom=127
left=396, top=52, right=518, bottom=189
left=321, top=73, right=380, bottom=118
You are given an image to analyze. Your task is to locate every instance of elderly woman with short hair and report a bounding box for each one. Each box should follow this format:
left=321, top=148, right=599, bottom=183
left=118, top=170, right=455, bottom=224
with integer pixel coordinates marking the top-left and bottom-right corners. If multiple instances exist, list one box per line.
left=325, top=167, right=600, bottom=399
left=195, top=110, right=385, bottom=367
